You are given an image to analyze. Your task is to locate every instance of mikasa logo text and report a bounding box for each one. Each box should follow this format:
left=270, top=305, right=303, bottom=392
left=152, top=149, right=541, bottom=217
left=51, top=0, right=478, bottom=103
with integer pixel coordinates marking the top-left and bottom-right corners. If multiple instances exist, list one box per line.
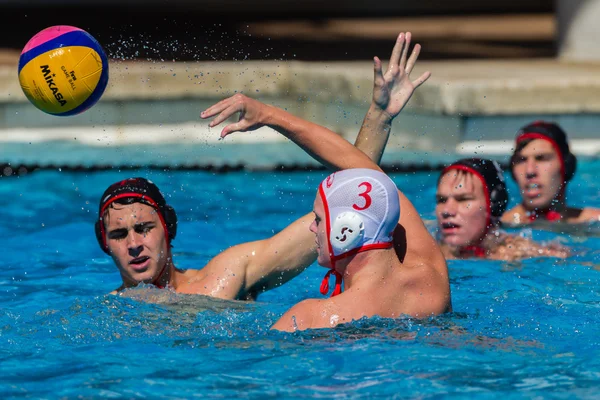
left=40, top=65, right=67, bottom=106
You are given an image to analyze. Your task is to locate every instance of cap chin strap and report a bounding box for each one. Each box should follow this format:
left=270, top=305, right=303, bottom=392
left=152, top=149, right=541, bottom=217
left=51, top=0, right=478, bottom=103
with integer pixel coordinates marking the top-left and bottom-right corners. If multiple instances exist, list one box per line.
left=151, top=258, right=170, bottom=289
left=459, top=219, right=496, bottom=259
left=459, top=245, right=486, bottom=258
left=320, top=269, right=343, bottom=297
left=528, top=209, right=562, bottom=222
left=320, top=211, right=365, bottom=297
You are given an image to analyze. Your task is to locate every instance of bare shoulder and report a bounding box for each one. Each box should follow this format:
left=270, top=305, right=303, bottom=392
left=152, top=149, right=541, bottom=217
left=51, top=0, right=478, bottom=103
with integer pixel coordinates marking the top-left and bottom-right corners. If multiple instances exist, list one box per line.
left=271, top=298, right=325, bottom=332
left=397, top=257, right=452, bottom=316
left=391, top=191, right=450, bottom=315
left=171, top=268, right=215, bottom=295
left=501, top=205, right=527, bottom=225
left=573, top=207, right=600, bottom=223
left=394, top=190, right=446, bottom=271
left=489, top=234, right=531, bottom=260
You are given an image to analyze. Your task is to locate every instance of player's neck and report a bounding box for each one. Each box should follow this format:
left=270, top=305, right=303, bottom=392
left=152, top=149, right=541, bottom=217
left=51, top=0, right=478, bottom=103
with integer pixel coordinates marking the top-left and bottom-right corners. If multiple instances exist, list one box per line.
left=455, top=226, right=501, bottom=257
left=341, top=249, right=397, bottom=289
left=157, top=257, right=177, bottom=289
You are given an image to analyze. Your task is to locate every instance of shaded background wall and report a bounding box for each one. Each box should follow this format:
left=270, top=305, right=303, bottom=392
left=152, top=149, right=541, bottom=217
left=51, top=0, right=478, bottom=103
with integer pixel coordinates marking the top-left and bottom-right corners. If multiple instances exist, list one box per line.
left=3, top=0, right=600, bottom=174
left=0, top=0, right=555, bottom=61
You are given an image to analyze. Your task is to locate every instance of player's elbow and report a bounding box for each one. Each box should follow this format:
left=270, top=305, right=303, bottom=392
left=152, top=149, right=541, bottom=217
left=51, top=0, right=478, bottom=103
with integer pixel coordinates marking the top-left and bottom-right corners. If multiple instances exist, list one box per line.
left=403, top=287, right=452, bottom=318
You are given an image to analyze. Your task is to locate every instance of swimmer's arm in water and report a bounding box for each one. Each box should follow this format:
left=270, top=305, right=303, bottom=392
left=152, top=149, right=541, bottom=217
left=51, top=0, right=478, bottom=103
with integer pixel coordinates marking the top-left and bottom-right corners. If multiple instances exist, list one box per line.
left=494, top=235, right=569, bottom=260
left=187, top=212, right=317, bottom=300
left=271, top=299, right=319, bottom=332
left=201, top=95, right=381, bottom=172
left=576, top=207, right=600, bottom=223
left=354, top=32, right=430, bottom=163
left=500, top=205, right=527, bottom=225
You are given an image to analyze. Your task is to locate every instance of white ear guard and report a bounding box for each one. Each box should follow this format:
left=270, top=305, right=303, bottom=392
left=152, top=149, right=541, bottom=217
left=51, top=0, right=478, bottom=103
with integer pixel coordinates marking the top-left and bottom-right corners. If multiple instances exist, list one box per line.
left=330, top=211, right=365, bottom=254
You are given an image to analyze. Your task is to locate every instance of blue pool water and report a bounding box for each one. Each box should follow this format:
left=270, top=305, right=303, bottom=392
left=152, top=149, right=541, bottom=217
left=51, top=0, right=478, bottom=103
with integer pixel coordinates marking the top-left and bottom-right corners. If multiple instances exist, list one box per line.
left=1, top=161, right=600, bottom=398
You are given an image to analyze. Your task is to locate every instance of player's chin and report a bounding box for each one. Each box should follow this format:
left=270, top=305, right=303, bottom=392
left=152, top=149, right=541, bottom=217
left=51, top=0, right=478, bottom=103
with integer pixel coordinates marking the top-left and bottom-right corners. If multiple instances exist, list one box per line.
left=443, top=235, right=468, bottom=248
left=317, top=254, right=332, bottom=268
left=128, top=266, right=160, bottom=285
left=441, top=232, right=457, bottom=244
left=529, top=196, right=553, bottom=209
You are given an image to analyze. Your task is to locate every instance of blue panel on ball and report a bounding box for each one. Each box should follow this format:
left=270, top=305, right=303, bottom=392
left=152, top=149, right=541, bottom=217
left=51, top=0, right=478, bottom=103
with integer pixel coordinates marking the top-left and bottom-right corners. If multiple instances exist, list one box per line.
left=18, top=30, right=106, bottom=73
left=56, top=69, right=109, bottom=116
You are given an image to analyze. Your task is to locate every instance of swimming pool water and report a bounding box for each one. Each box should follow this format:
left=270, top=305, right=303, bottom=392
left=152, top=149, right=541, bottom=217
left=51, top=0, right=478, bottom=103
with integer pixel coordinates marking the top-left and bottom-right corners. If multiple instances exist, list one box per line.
left=1, top=161, right=599, bottom=398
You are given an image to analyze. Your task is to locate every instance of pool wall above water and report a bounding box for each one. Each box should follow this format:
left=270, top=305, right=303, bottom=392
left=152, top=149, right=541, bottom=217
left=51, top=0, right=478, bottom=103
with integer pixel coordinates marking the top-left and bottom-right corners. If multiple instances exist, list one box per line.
left=1, top=58, right=600, bottom=171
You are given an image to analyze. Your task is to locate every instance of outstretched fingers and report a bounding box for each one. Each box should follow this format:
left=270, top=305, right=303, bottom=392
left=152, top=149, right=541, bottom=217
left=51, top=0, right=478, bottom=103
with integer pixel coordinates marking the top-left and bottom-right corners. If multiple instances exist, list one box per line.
left=399, top=32, right=411, bottom=72
left=208, top=102, right=243, bottom=129
left=220, top=113, right=252, bottom=138
left=388, top=33, right=405, bottom=73
left=405, top=43, right=421, bottom=75
left=373, top=56, right=384, bottom=87
left=412, top=71, right=432, bottom=89
left=200, top=96, right=235, bottom=119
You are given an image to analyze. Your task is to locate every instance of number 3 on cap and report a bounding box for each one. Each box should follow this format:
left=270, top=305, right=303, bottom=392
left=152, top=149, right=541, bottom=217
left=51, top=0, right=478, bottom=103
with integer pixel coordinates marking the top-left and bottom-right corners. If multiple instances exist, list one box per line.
left=353, top=182, right=372, bottom=211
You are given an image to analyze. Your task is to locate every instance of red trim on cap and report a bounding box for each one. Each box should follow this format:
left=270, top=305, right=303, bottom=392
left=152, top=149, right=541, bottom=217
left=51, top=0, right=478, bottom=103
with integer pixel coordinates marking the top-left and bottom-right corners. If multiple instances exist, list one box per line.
left=317, top=184, right=395, bottom=297
left=318, top=185, right=335, bottom=268
left=99, top=192, right=171, bottom=288
left=318, top=242, right=394, bottom=297
left=318, top=184, right=342, bottom=297
left=442, top=165, right=492, bottom=232
left=320, top=269, right=343, bottom=297
left=516, top=133, right=566, bottom=181
left=331, top=242, right=393, bottom=263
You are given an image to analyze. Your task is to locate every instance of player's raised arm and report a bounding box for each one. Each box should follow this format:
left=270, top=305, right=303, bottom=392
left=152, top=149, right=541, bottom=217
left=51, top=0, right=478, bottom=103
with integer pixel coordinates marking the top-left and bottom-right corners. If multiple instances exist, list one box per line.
left=202, top=94, right=381, bottom=173
left=355, top=32, right=430, bottom=163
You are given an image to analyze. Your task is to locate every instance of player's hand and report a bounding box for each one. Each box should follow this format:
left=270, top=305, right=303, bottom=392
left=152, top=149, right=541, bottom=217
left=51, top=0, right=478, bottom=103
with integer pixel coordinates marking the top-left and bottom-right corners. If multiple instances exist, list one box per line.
left=372, top=32, right=431, bottom=118
left=201, top=94, right=269, bottom=139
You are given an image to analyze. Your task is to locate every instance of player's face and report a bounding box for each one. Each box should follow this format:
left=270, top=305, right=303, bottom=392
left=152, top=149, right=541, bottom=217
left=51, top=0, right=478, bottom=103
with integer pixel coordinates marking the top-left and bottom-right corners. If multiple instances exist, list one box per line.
left=436, top=171, right=488, bottom=247
left=104, top=202, right=169, bottom=286
left=310, top=194, right=331, bottom=267
left=512, top=139, right=563, bottom=210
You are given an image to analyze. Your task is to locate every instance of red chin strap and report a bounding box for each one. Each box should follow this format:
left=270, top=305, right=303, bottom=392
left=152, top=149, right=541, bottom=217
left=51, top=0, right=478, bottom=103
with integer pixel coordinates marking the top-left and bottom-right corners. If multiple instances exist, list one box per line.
left=459, top=245, right=486, bottom=258
left=151, top=260, right=169, bottom=289
left=320, top=269, right=343, bottom=297
left=528, top=210, right=562, bottom=222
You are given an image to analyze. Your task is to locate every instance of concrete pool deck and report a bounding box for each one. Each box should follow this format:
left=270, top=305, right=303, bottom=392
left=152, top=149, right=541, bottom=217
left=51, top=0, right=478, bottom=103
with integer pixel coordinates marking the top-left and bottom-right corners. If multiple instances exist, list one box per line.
left=1, top=55, right=600, bottom=171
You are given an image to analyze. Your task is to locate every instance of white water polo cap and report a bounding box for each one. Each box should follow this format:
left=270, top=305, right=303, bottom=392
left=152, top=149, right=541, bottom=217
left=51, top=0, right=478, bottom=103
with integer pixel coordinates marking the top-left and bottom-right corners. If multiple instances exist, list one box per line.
left=317, top=168, right=400, bottom=296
